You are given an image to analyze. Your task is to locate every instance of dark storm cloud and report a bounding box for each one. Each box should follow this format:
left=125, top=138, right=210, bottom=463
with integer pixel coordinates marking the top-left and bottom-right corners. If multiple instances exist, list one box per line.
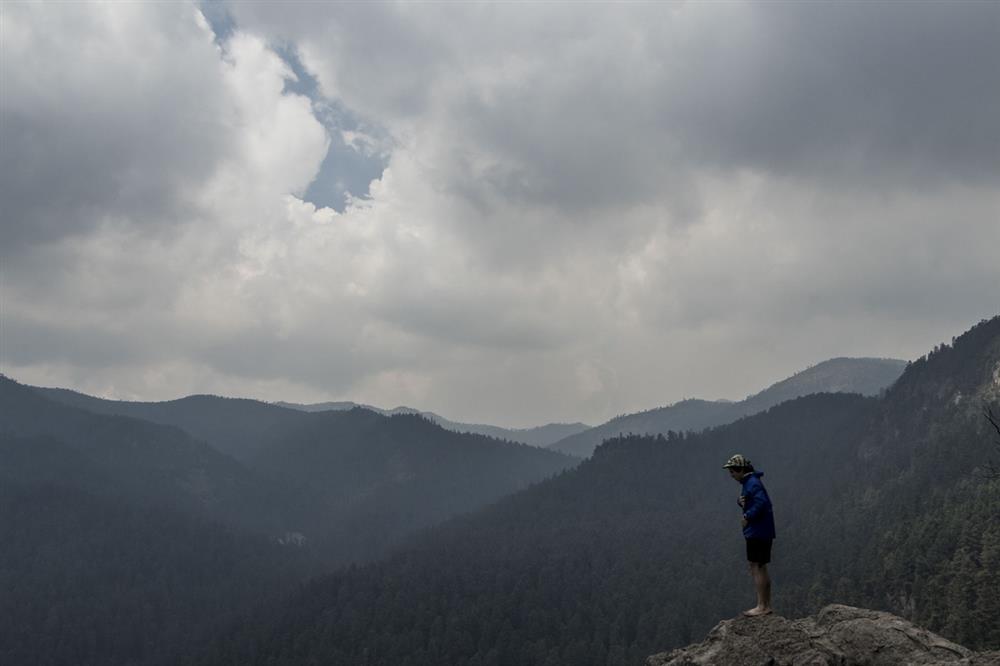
left=0, top=108, right=220, bottom=253
left=235, top=1, right=1000, bottom=220
left=451, top=1, right=1000, bottom=215
left=0, top=3, right=236, bottom=256
left=666, top=2, right=1000, bottom=185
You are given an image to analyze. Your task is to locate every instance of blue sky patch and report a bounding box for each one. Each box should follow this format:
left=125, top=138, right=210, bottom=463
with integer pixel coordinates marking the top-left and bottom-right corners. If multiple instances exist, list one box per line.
left=199, top=1, right=388, bottom=212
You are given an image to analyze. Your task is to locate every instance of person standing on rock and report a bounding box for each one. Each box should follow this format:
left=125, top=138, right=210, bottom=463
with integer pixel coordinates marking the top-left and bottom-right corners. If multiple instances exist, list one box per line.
left=723, top=454, right=775, bottom=617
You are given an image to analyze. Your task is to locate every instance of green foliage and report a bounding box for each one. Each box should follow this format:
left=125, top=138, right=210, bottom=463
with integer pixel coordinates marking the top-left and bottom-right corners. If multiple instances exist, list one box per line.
left=552, top=357, right=906, bottom=457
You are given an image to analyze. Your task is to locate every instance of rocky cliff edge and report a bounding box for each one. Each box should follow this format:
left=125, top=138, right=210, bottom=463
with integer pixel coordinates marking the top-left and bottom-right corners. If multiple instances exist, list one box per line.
left=646, top=605, right=1000, bottom=666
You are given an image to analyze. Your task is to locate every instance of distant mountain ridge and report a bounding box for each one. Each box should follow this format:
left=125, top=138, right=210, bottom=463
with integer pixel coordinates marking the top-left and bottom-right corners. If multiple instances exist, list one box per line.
left=549, top=357, right=907, bottom=457
left=0, top=376, right=302, bottom=534
left=275, top=400, right=590, bottom=448
left=6, top=318, right=998, bottom=666
left=19, top=380, right=578, bottom=561
left=30, top=387, right=306, bottom=462
left=24, top=386, right=586, bottom=452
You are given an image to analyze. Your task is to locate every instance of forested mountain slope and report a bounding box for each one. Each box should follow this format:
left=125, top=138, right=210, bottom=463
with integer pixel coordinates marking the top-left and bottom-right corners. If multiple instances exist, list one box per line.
left=0, top=381, right=314, bottom=666
left=550, top=357, right=906, bottom=457
left=23, top=380, right=577, bottom=561
left=0, top=379, right=577, bottom=666
left=0, top=476, right=305, bottom=666
left=251, top=408, right=579, bottom=562
left=207, top=319, right=998, bottom=666
left=34, top=384, right=582, bottom=468
left=204, top=394, right=877, bottom=666
left=0, top=377, right=296, bottom=532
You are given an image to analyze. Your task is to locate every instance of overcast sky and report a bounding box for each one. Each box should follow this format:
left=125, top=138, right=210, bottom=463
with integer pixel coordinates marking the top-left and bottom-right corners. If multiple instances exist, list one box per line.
left=2, top=1, right=998, bottom=427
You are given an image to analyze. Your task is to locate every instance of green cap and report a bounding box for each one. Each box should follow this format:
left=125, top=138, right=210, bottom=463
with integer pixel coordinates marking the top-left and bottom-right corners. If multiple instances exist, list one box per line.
left=723, top=454, right=751, bottom=469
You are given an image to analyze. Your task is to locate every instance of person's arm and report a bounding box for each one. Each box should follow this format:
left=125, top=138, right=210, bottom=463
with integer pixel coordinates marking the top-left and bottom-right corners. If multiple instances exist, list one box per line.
left=742, top=479, right=768, bottom=522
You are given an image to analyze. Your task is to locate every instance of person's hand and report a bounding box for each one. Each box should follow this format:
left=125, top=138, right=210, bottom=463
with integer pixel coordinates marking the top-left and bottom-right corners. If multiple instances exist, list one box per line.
left=741, top=517, right=748, bottom=528
left=737, top=495, right=746, bottom=508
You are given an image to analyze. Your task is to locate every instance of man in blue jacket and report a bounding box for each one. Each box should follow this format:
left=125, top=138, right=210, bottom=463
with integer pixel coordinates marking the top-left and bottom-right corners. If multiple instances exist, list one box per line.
left=724, top=454, right=775, bottom=617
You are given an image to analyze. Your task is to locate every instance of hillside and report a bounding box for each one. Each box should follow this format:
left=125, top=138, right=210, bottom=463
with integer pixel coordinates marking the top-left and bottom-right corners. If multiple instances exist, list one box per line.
left=550, top=356, right=907, bottom=457
left=15, top=379, right=578, bottom=561
left=1, top=378, right=579, bottom=666
left=204, top=319, right=999, bottom=665
left=0, top=477, right=305, bottom=666
left=35, top=385, right=588, bottom=459
left=203, top=393, right=879, bottom=666
left=0, top=376, right=297, bottom=533
left=0, top=381, right=315, bottom=666
left=31, top=387, right=308, bottom=462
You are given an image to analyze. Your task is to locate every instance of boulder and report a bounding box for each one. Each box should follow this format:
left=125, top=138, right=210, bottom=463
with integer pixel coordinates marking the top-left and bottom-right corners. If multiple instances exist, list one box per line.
left=647, top=604, right=1000, bottom=666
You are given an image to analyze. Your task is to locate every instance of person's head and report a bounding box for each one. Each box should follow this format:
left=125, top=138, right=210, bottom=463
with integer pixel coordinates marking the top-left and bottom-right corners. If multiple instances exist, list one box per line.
left=723, top=454, right=754, bottom=480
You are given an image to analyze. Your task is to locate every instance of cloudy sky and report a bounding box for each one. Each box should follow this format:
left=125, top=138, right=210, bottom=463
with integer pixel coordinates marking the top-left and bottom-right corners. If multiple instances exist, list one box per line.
left=2, top=1, right=998, bottom=427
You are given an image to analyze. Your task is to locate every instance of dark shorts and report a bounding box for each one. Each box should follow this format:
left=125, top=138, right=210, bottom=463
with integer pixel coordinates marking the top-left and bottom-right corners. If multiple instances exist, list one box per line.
left=746, top=538, right=773, bottom=564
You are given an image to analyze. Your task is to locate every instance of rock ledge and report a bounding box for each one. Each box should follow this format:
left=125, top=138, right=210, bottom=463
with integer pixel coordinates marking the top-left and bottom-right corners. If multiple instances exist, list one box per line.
left=646, top=604, right=1000, bottom=666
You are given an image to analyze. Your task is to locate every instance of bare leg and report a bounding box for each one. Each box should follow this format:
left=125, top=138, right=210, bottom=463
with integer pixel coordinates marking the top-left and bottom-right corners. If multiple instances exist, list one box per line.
left=743, top=563, right=772, bottom=616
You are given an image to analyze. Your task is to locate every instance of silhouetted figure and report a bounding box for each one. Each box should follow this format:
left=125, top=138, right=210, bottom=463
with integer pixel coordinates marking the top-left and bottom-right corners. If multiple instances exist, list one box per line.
left=723, top=454, right=775, bottom=616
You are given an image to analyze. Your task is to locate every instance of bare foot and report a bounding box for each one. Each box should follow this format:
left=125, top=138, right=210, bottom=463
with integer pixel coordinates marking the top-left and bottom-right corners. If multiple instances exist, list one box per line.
left=742, top=607, right=773, bottom=617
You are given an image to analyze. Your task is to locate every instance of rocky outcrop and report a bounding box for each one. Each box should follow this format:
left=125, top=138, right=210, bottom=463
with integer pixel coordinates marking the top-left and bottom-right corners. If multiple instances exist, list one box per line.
left=647, top=605, right=1000, bottom=666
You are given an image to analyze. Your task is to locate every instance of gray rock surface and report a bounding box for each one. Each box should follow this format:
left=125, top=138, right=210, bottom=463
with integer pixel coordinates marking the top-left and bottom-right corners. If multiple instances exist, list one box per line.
left=647, top=604, right=1000, bottom=666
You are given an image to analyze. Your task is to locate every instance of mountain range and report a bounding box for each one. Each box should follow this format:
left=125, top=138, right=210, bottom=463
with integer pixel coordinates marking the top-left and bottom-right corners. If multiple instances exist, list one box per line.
left=3, top=319, right=998, bottom=666
left=34, top=355, right=903, bottom=459
left=549, top=356, right=908, bottom=457
left=0, top=379, right=576, bottom=666
left=275, top=400, right=591, bottom=448
left=200, top=318, right=1000, bottom=665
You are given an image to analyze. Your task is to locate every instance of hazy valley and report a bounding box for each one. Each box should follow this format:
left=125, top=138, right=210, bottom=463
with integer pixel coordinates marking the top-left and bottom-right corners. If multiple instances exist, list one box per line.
left=3, top=318, right=999, bottom=665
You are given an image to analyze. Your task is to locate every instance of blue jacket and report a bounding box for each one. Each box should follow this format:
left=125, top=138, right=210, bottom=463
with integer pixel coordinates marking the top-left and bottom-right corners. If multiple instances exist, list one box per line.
left=740, top=471, right=776, bottom=540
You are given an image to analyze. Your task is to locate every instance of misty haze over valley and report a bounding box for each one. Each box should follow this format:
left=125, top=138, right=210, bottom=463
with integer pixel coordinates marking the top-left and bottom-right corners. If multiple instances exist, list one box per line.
left=2, top=1, right=999, bottom=665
